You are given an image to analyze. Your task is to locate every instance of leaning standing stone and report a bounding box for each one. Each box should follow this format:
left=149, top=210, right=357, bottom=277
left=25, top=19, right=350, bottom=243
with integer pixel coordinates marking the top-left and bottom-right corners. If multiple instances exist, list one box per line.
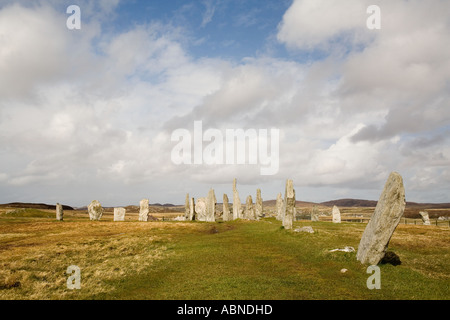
left=419, top=211, right=431, bottom=225
left=283, top=180, right=295, bottom=230
left=114, top=208, right=126, bottom=222
left=56, top=203, right=63, bottom=221
left=356, top=172, right=406, bottom=265
left=223, top=194, right=231, bottom=222
left=88, top=200, right=104, bottom=221
left=332, top=206, right=341, bottom=223
left=139, top=199, right=149, bottom=222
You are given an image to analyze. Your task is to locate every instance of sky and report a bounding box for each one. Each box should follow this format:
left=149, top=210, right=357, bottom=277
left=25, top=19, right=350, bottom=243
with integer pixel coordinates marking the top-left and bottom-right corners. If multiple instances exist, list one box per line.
left=0, top=0, right=449, bottom=207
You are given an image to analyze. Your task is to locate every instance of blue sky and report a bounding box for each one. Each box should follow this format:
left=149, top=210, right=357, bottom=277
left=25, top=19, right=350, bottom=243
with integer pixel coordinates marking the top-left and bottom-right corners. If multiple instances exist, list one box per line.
left=0, top=0, right=449, bottom=206
left=111, top=0, right=292, bottom=60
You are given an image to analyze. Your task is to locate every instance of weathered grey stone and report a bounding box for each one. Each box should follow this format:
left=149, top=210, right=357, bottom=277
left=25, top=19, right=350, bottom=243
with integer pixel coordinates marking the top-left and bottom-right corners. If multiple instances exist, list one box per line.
left=311, top=205, right=320, bottom=222
left=114, top=207, right=126, bottom=222
left=419, top=211, right=431, bottom=225
left=332, top=206, right=341, bottom=223
left=189, top=197, right=195, bottom=221
left=255, top=189, right=263, bottom=220
left=276, top=192, right=284, bottom=221
left=206, top=189, right=216, bottom=222
left=185, top=193, right=190, bottom=220
left=294, top=226, right=314, bottom=234
left=356, top=172, right=406, bottom=265
left=232, top=178, right=243, bottom=220
left=223, top=194, right=231, bottom=222
left=283, top=179, right=295, bottom=230
left=88, top=200, right=103, bottom=221
left=139, top=199, right=149, bottom=222
left=56, top=203, right=63, bottom=221
left=195, top=198, right=207, bottom=221
left=245, top=195, right=255, bottom=220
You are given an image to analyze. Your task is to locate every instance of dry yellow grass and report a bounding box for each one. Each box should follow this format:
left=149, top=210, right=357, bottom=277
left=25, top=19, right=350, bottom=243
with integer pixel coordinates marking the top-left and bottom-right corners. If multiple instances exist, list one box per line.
left=0, top=219, right=202, bottom=300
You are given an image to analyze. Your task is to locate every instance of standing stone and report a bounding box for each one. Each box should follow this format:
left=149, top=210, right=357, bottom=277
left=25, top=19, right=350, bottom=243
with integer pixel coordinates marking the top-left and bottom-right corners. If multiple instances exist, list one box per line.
left=189, top=197, right=195, bottom=221
left=255, top=189, right=263, bottom=220
left=244, top=195, right=255, bottom=220
left=223, top=194, right=231, bottom=222
left=114, top=208, right=126, bottom=222
left=206, top=189, right=216, bottom=222
left=283, top=180, right=295, bottom=230
left=419, top=211, right=431, bottom=226
left=185, top=193, right=190, bottom=220
left=311, top=205, right=320, bottom=222
left=139, top=199, right=149, bottom=222
left=356, top=172, right=406, bottom=265
left=233, top=178, right=243, bottom=220
left=276, top=193, right=284, bottom=221
left=332, top=206, right=341, bottom=223
left=88, top=200, right=104, bottom=221
left=56, top=203, right=63, bottom=221
left=195, top=198, right=207, bottom=221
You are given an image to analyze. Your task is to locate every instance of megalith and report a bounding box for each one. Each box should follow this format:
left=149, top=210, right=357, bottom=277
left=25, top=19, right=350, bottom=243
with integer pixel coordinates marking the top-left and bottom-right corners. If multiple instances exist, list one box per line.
left=276, top=192, right=284, bottom=221
left=223, top=194, right=231, bottom=222
left=283, top=179, right=295, bottom=230
left=356, top=172, right=406, bottom=265
left=139, top=199, right=149, bottom=222
left=255, top=189, right=263, bottom=220
left=245, top=195, right=255, bottom=220
left=332, top=206, right=341, bottom=223
left=195, top=198, right=207, bottom=221
left=206, top=189, right=216, bottom=222
left=114, top=208, right=126, bottom=222
left=88, top=200, right=104, bottom=221
left=233, top=178, right=243, bottom=220
left=56, top=203, right=64, bottom=221
left=419, top=211, right=431, bottom=225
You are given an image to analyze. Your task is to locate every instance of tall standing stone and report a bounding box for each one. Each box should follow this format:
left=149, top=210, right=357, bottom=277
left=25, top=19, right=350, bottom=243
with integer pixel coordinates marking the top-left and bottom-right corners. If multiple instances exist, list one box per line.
left=189, top=197, right=195, bottom=221
left=88, top=200, right=104, bottom=221
left=223, top=194, right=231, bottom=222
left=276, top=193, right=284, bottom=221
left=245, top=195, right=255, bottom=220
left=255, top=189, right=263, bottom=220
left=195, top=198, right=207, bottom=221
left=206, top=189, right=216, bottom=222
left=139, top=199, right=149, bottom=222
left=56, top=203, right=63, bottom=221
left=356, top=172, right=406, bottom=265
left=283, top=180, right=295, bottom=230
left=419, top=211, right=431, bottom=226
left=332, top=206, right=341, bottom=223
left=233, top=179, right=242, bottom=220
left=185, top=193, right=190, bottom=220
left=114, top=208, right=126, bottom=222
left=311, top=205, right=320, bottom=222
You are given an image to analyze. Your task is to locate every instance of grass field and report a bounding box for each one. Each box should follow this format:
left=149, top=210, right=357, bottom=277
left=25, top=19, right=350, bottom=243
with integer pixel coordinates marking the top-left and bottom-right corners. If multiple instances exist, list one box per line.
left=0, top=209, right=448, bottom=300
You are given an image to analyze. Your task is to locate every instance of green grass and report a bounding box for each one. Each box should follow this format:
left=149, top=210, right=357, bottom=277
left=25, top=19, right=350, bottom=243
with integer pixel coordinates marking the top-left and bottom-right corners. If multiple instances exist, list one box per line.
left=1, top=217, right=448, bottom=300
left=94, top=220, right=449, bottom=300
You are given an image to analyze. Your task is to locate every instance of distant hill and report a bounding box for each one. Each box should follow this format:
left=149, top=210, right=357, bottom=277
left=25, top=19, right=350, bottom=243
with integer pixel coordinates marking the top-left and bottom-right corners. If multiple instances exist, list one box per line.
left=320, top=199, right=378, bottom=207
left=0, top=202, right=74, bottom=210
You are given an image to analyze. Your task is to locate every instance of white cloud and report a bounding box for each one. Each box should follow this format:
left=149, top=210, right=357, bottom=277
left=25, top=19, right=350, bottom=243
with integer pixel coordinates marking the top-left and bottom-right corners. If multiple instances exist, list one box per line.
left=0, top=1, right=449, bottom=205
